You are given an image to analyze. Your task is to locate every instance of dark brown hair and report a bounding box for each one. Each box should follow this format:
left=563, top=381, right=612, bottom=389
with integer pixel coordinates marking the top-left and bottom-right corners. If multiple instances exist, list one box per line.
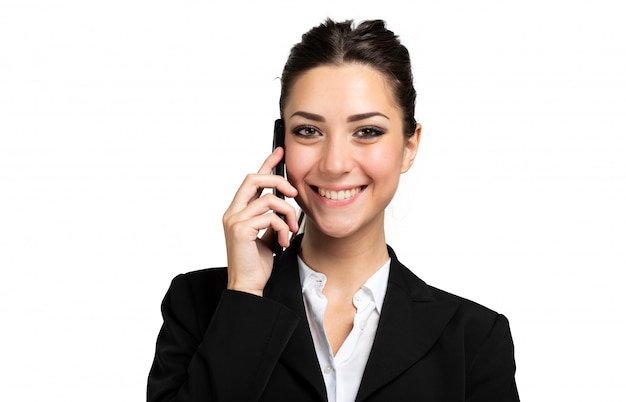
left=279, top=19, right=417, bottom=137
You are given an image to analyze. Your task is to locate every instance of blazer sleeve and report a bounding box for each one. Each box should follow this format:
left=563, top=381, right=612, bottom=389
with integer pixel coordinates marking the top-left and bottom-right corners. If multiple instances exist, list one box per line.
left=466, top=314, right=520, bottom=402
left=147, top=272, right=301, bottom=402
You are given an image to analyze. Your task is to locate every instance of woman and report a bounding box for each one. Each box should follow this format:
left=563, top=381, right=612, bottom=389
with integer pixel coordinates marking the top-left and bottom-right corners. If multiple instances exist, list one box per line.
left=148, top=19, right=519, bottom=402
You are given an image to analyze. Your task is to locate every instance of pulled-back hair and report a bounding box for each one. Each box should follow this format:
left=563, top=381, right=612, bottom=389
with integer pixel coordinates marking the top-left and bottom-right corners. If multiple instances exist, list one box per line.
left=279, top=19, right=417, bottom=137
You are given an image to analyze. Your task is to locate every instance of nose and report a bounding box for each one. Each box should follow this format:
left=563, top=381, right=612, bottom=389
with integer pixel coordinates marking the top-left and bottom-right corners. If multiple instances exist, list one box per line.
left=319, top=134, right=354, bottom=176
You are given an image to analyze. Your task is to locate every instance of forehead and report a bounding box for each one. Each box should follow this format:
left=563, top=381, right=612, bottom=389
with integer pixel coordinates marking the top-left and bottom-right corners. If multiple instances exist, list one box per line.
left=284, top=64, right=400, bottom=117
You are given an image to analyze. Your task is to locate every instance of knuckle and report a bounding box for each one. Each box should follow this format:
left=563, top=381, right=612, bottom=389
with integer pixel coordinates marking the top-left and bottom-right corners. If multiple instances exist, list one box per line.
left=223, top=211, right=242, bottom=229
left=222, top=209, right=232, bottom=222
left=260, top=193, right=274, bottom=201
left=229, top=220, right=250, bottom=237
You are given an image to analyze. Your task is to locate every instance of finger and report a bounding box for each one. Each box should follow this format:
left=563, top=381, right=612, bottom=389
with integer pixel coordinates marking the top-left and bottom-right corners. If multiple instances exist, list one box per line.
left=227, top=174, right=297, bottom=216
left=230, top=212, right=292, bottom=248
left=230, top=193, right=299, bottom=233
left=260, top=219, right=292, bottom=249
left=257, top=147, right=284, bottom=175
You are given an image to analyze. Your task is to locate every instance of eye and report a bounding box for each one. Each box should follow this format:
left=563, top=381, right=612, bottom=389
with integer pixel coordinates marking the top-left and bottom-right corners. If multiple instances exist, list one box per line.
left=292, top=126, right=321, bottom=138
left=354, top=126, right=385, bottom=139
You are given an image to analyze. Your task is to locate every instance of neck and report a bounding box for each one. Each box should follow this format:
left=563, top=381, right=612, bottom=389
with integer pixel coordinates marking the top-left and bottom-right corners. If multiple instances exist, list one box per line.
left=299, top=221, right=389, bottom=288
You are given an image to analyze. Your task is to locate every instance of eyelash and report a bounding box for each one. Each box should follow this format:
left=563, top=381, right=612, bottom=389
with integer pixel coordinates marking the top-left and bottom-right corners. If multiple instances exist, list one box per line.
left=291, top=126, right=386, bottom=139
left=355, top=126, right=385, bottom=139
left=292, top=126, right=321, bottom=137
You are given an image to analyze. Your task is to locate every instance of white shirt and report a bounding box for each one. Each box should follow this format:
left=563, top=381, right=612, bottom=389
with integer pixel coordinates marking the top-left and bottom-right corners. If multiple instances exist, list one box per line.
left=298, top=256, right=390, bottom=402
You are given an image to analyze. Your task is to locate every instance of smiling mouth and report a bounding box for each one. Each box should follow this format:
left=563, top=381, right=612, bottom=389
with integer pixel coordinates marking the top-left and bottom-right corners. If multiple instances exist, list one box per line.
left=315, top=186, right=364, bottom=201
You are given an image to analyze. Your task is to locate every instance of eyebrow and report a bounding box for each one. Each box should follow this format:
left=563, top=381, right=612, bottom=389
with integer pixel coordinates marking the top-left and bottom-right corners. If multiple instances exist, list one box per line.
left=289, top=111, right=390, bottom=122
left=290, top=111, right=325, bottom=122
left=347, top=112, right=390, bottom=122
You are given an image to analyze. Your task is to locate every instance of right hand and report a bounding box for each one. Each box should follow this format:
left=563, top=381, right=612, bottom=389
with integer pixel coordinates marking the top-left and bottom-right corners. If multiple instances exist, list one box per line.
left=222, top=147, right=299, bottom=296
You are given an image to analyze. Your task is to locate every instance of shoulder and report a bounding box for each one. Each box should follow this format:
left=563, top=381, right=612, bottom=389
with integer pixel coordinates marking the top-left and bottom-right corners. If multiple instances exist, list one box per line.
left=166, top=266, right=228, bottom=298
left=426, top=282, right=512, bottom=345
left=417, top=275, right=518, bottom=398
left=389, top=249, right=510, bottom=343
left=396, top=260, right=515, bottom=369
left=427, top=283, right=502, bottom=326
left=169, top=266, right=228, bottom=293
left=161, top=267, right=229, bottom=331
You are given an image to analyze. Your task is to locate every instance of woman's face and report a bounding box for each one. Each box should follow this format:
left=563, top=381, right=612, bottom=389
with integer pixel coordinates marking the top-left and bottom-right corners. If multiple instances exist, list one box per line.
left=283, top=63, right=420, bottom=240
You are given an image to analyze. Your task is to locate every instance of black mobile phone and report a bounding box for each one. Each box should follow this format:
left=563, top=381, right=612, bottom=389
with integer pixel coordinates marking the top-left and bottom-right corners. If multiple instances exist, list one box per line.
left=272, top=119, right=285, bottom=256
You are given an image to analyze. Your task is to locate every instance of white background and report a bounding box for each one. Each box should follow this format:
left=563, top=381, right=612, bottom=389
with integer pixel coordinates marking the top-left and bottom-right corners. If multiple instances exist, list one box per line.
left=1, top=0, right=624, bottom=400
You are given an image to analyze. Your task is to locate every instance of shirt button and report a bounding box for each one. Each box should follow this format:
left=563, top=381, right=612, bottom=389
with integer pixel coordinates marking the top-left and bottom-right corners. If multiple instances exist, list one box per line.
left=323, top=365, right=333, bottom=374
left=359, top=320, right=367, bottom=330
left=354, top=292, right=363, bottom=301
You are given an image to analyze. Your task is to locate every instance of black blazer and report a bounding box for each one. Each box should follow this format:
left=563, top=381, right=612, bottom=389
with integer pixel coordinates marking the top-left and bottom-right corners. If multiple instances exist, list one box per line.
left=148, top=235, right=519, bottom=401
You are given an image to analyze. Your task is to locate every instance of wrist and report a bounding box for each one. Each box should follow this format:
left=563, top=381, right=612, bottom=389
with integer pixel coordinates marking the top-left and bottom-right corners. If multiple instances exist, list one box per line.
left=227, top=280, right=264, bottom=297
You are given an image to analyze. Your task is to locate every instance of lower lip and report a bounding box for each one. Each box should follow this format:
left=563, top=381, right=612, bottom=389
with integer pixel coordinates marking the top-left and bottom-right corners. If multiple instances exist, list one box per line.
left=312, top=186, right=365, bottom=206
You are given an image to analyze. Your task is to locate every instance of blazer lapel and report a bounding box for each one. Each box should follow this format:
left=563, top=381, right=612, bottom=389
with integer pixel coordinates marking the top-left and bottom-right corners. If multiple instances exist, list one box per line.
left=356, top=248, right=460, bottom=401
left=263, top=236, right=327, bottom=401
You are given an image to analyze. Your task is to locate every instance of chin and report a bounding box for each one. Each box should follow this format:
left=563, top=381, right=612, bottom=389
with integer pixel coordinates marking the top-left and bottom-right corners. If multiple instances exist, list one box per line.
left=308, top=213, right=381, bottom=241
left=304, top=215, right=355, bottom=238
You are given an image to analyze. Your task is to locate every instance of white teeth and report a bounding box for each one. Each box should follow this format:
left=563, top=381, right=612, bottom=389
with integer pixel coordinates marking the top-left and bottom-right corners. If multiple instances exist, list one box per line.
left=317, top=186, right=362, bottom=200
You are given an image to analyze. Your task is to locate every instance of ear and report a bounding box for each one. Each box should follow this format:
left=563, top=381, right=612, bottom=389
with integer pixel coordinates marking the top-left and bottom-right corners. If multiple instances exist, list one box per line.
left=401, top=123, right=421, bottom=173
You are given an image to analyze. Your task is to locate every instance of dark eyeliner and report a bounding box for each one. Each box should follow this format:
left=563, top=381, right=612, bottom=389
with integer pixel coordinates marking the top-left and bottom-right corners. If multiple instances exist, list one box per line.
left=355, top=126, right=386, bottom=138
left=292, top=125, right=321, bottom=137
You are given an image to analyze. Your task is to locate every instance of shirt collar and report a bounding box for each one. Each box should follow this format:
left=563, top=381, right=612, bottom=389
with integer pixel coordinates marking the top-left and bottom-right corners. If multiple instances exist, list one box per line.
left=297, top=255, right=390, bottom=313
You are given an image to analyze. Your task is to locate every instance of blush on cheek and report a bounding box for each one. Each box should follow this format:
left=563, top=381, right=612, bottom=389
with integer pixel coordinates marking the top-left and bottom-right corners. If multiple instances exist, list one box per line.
left=284, top=147, right=312, bottom=180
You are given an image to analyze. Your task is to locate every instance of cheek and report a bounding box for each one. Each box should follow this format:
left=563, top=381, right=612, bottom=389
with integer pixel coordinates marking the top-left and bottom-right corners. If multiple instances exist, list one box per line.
left=285, top=145, right=311, bottom=185
left=360, top=144, right=404, bottom=177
